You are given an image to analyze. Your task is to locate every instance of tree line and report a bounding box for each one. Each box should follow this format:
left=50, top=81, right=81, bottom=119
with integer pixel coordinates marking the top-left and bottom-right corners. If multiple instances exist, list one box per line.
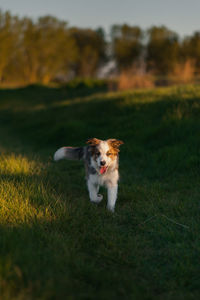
left=0, top=10, right=200, bottom=85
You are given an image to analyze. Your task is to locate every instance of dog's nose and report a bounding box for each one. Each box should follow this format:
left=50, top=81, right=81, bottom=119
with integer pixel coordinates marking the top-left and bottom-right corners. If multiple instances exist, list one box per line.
left=100, top=160, right=106, bottom=166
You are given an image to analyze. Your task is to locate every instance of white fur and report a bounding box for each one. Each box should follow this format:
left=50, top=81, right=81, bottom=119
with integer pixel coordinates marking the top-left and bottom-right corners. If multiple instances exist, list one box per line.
left=88, top=141, right=119, bottom=212
left=96, top=141, right=110, bottom=168
left=91, top=141, right=118, bottom=175
left=87, top=180, right=103, bottom=203
left=54, top=140, right=122, bottom=212
left=54, top=147, right=66, bottom=161
left=107, top=185, right=118, bottom=212
left=88, top=165, right=119, bottom=212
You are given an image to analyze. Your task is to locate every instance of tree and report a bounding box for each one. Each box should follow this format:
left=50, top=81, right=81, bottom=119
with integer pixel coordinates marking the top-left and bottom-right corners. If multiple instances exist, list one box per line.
left=181, top=32, right=200, bottom=72
left=146, top=26, right=180, bottom=75
left=111, top=24, right=143, bottom=70
left=70, top=27, right=106, bottom=77
left=19, top=16, right=77, bottom=84
left=0, top=11, right=20, bottom=82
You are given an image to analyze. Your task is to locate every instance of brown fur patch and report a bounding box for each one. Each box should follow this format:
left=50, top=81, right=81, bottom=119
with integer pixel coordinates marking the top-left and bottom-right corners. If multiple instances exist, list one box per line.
left=86, top=138, right=101, bottom=146
left=106, top=145, right=119, bottom=160
left=87, top=138, right=124, bottom=162
left=107, top=139, right=124, bottom=153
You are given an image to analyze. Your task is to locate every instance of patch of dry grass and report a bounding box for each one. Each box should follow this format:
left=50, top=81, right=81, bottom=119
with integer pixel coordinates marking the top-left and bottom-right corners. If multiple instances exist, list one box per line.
left=117, top=67, right=154, bottom=90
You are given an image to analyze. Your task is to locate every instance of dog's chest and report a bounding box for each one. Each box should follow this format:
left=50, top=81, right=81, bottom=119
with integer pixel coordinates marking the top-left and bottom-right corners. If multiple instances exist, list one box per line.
left=88, top=170, right=119, bottom=187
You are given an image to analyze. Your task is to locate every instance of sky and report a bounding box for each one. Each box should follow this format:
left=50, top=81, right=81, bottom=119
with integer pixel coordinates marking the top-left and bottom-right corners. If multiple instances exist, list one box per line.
left=0, top=0, right=200, bottom=38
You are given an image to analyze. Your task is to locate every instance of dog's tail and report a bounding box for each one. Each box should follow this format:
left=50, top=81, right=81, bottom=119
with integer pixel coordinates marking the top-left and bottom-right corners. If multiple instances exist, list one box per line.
left=54, top=147, right=84, bottom=161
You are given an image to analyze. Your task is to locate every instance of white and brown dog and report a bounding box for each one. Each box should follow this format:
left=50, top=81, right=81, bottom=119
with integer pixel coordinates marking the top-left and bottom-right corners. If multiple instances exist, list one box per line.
left=54, top=138, right=124, bottom=212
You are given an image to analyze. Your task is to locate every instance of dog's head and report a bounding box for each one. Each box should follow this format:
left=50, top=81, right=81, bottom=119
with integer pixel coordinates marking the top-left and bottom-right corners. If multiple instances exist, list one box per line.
left=86, top=138, right=124, bottom=174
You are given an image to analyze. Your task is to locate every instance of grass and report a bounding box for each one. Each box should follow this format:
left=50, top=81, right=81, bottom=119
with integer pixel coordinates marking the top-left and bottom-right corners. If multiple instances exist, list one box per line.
left=0, top=83, right=200, bottom=299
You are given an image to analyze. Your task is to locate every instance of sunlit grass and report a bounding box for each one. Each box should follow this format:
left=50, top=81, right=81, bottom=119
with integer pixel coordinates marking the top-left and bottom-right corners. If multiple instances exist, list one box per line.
left=0, top=154, right=40, bottom=175
left=0, top=154, right=66, bottom=227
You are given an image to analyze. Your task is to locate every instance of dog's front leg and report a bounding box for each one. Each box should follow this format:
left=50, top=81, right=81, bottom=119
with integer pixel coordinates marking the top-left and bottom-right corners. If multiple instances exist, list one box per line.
left=87, top=180, right=103, bottom=203
left=107, top=185, right=118, bottom=212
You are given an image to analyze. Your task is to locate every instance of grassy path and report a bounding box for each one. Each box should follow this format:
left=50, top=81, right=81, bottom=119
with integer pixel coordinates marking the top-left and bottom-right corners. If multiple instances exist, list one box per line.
left=0, top=85, right=200, bottom=299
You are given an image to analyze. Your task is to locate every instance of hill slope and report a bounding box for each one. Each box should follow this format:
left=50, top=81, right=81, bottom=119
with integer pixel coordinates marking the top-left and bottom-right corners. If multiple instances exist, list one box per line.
left=0, top=84, right=200, bottom=299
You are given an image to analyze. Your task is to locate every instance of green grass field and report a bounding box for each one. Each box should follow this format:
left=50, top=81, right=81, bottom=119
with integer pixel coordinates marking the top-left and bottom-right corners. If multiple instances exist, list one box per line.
left=0, top=84, right=200, bottom=299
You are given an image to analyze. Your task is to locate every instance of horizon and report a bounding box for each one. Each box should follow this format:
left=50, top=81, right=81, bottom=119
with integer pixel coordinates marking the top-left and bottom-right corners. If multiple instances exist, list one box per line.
left=0, top=0, right=200, bottom=38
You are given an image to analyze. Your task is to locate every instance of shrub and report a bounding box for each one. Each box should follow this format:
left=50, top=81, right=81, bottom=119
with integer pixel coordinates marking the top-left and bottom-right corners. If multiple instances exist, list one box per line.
left=117, top=68, right=154, bottom=90
left=170, top=59, right=195, bottom=83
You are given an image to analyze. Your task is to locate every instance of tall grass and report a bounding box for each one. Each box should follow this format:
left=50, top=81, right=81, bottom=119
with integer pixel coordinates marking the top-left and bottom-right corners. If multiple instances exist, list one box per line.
left=170, top=59, right=196, bottom=84
left=116, top=60, right=198, bottom=91
left=117, top=67, right=154, bottom=90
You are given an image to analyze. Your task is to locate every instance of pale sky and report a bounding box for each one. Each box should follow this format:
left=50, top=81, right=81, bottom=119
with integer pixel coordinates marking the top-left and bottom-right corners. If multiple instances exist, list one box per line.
left=0, top=0, right=200, bottom=38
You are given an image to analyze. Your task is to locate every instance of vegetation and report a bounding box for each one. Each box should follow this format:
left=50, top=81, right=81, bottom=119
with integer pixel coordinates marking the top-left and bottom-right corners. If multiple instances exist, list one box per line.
left=146, top=26, right=180, bottom=74
left=0, top=11, right=106, bottom=85
left=111, top=24, right=143, bottom=70
left=1, top=10, right=200, bottom=86
left=0, top=83, right=200, bottom=299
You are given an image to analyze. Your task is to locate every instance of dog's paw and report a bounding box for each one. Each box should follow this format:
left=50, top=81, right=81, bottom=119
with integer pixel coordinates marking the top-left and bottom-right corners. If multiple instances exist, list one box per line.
left=107, top=205, right=115, bottom=213
left=90, top=194, right=103, bottom=203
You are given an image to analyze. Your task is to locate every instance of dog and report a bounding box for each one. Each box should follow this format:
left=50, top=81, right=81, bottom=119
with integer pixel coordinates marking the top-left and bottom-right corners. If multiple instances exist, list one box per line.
left=54, top=138, right=124, bottom=212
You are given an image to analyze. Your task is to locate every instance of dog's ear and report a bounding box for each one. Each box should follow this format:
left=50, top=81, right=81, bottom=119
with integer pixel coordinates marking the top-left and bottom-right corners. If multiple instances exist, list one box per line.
left=86, top=138, right=101, bottom=146
left=108, top=139, right=124, bottom=149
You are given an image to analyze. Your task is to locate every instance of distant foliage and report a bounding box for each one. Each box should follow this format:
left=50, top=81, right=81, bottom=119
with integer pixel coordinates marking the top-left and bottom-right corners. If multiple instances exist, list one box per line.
left=181, top=32, right=200, bottom=72
left=69, top=27, right=106, bottom=78
left=0, top=10, right=200, bottom=86
left=111, top=24, right=143, bottom=70
left=0, top=11, right=106, bottom=85
left=146, top=26, right=180, bottom=75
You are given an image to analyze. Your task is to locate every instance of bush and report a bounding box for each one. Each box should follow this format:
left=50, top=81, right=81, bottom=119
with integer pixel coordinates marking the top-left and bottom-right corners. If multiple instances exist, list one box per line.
left=170, top=59, right=195, bottom=83
left=117, top=68, right=154, bottom=90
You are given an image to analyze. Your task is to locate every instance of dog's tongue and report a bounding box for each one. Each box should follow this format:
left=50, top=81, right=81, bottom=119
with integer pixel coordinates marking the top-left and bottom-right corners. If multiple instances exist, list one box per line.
left=100, top=166, right=107, bottom=174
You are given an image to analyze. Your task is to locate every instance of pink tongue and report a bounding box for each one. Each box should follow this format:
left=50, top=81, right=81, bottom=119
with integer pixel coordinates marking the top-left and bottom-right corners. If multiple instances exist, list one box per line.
left=100, top=166, right=107, bottom=174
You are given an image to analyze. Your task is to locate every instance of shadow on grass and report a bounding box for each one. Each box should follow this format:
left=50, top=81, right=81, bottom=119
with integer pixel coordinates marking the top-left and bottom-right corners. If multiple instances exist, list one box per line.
left=0, top=81, right=108, bottom=105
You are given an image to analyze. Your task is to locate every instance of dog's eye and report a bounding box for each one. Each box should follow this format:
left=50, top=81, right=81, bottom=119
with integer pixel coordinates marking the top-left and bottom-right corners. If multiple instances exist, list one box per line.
left=107, top=152, right=112, bottom=156
left=96, top=151, right=100, bottom=156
